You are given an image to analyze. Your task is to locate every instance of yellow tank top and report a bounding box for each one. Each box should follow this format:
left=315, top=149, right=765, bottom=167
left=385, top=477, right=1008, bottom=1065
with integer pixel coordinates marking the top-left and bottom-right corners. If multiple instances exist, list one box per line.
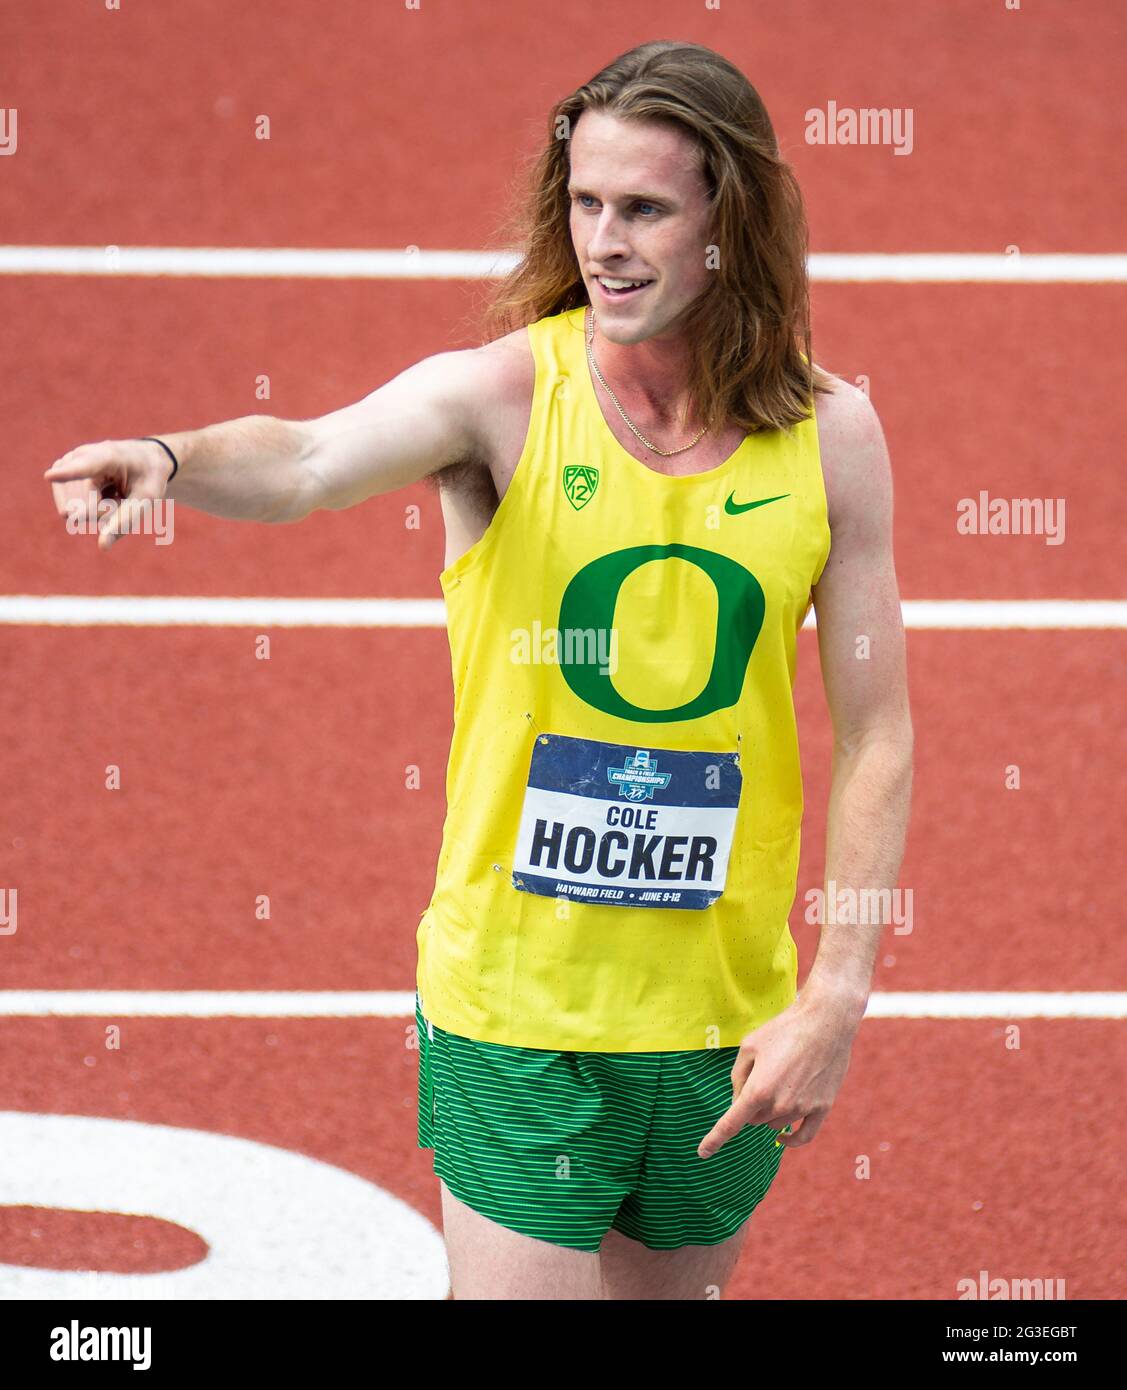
left=416, top=305, right=831, bottom=1051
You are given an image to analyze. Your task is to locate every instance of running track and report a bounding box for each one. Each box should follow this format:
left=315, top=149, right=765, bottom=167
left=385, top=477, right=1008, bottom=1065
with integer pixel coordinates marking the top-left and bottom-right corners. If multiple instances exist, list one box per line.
left=0, top=0, right=1124, bottom=1299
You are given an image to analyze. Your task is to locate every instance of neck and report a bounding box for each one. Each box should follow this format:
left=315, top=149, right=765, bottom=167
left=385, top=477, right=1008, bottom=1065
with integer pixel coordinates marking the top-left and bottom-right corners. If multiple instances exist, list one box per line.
left=589, top=313, right=696, bottom=427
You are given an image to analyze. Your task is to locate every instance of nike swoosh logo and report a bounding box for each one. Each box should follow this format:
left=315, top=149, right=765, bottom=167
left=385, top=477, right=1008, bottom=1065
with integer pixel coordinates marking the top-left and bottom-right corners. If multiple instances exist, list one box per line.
left=724, top=491, right=790, bottom=515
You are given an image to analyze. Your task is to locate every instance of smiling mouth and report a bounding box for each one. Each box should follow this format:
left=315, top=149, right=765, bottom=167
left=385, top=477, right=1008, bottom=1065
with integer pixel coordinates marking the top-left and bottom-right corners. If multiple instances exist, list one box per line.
left=594, top=275, right=653, bottom=300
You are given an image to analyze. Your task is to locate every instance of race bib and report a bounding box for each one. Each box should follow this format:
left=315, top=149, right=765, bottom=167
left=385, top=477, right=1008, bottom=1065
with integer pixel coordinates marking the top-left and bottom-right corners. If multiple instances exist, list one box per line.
left=511, top=733, right=741, bottom=910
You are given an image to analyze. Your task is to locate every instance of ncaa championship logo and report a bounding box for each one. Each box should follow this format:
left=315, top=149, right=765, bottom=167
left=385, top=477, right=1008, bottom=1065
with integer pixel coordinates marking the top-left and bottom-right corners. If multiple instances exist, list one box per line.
left=607, top=750, right=671, bottom=802
left=563, top=464, right=599, bottom=511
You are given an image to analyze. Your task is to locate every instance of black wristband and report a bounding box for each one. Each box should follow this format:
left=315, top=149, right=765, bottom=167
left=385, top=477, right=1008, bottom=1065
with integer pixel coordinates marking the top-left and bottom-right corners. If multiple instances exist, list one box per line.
left=137, top=436, right=179, bottom=483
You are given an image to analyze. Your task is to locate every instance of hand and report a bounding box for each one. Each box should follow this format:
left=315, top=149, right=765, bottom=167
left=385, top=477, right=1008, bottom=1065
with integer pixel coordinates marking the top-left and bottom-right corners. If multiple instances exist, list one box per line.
left=43, top=438, right=172, bottom=552
left=697, top=987, right=864, bottom=1159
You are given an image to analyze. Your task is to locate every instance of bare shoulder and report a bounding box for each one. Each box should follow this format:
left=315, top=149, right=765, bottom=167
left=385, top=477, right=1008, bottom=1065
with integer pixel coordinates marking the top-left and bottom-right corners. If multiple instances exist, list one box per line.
left=434, top=326, right=534, bottom=489
left=811, top=370, right=892, bottom=534
left=470, top=326, right=535, bottom=444
left=472, top=323, right=535, bottom=379
left=428, top=327, right=535, bottom=564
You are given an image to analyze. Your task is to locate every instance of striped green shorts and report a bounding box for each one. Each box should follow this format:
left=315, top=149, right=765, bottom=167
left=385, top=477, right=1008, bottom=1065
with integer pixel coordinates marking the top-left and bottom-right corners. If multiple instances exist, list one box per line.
left=415, top=997, right=786, bottom=1253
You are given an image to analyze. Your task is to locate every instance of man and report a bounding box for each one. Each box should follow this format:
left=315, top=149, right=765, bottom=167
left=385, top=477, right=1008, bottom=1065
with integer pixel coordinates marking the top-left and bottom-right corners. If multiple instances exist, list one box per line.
left=45, top=41, right=912, bottom=1300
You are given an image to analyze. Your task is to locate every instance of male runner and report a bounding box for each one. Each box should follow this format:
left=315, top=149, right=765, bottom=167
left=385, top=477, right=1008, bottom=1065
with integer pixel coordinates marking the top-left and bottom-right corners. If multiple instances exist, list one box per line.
left=45, top=41, right=912, bottom=1300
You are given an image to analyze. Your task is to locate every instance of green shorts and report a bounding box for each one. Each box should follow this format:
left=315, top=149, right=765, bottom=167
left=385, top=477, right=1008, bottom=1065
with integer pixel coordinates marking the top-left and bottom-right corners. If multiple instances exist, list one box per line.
left=415, top=996, right=786, bottom=1253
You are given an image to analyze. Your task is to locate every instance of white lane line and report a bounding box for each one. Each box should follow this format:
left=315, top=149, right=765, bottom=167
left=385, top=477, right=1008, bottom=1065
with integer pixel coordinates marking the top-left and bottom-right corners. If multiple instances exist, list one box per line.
left=807, top=253, right=1127, bottom=283
left=0, top=991, right=1123, bottom=1019
left=0, top=595, right=446, bottom=627
left=0, top=596, right=1124, bottom=629
left=0, top=992, right=416, bottom=1018
left=1, top=246, right=1125, bottom=282
left=0, top=246, right=514, bottom=279
left=863, top=993, right=1127, bottom=1019
left=895, top=600, right=1127, bottom=629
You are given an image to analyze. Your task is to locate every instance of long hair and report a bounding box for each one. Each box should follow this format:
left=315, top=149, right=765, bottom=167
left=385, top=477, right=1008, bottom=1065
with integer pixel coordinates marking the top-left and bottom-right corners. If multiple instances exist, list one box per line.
left=480, top=40, right=834, bottom=433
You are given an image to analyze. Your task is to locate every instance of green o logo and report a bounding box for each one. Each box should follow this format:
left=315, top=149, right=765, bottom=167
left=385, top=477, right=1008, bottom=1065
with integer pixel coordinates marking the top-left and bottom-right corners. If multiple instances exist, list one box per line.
left=557, top=544, right=765, bottom=722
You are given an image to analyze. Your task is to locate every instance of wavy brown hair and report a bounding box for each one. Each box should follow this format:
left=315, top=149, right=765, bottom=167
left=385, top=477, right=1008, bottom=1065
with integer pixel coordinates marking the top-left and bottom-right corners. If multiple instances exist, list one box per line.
left=478, top=40, right=833, bottom=433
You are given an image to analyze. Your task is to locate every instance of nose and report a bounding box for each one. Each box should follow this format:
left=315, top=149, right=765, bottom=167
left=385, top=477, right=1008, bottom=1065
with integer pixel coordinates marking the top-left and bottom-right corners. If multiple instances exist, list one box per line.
left=585, top=207, right=632, bottom=265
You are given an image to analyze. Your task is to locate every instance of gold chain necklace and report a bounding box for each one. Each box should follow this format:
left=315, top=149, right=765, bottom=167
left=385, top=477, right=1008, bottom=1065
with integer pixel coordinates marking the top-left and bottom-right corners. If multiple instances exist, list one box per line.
left=585, top=305, right=708, bottom=457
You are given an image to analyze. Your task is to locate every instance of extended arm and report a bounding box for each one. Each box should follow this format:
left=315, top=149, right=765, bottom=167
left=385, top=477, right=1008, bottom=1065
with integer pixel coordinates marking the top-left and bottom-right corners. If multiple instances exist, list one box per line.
left=44, top=348, right=498, bottom=545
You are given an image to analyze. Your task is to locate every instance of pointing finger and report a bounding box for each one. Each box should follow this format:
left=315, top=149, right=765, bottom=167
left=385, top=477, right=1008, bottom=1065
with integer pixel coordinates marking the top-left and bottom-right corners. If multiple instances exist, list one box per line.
left=53, top=480, right=102, bottom=525
left=698, top=1094, right=761, bottom=1159
left=43, top=444, right=113, bottom=482
left=96, top=496, right=124, bottom=551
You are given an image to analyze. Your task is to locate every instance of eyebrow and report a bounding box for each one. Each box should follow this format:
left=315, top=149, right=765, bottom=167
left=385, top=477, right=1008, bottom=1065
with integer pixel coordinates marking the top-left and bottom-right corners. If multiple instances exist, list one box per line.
left=567, top=185, right=672, bottom=204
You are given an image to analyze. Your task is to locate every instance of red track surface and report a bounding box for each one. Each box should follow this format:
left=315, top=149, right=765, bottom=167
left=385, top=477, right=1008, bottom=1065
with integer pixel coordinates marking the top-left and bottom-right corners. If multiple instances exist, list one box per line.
left=1, top=0, right=1124, bottom=1299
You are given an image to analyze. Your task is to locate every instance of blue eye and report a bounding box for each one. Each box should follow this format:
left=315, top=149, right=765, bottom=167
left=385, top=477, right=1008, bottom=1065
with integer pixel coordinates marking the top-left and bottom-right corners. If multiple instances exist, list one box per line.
left=571, top=194, right=661, bottom=216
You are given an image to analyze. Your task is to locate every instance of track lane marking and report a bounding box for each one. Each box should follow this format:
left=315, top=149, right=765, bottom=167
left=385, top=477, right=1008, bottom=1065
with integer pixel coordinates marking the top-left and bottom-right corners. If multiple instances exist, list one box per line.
left=1, top=597, right=1124, bottom=628
left=0, top=991, right=1123, bottom=1018
left=1, top=246, right=1126, bottom=282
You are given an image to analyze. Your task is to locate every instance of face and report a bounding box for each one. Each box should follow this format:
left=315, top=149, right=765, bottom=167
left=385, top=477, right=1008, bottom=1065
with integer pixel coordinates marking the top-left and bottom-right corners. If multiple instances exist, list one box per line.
left=568, top=109, right=714, bottom=347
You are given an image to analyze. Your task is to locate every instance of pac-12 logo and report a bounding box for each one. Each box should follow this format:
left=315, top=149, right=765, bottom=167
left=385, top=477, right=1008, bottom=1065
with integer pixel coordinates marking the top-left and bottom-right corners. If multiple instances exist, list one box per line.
left=563, top=464, right=599, bottom=511
left=607, top=749, right=671, bottom=801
